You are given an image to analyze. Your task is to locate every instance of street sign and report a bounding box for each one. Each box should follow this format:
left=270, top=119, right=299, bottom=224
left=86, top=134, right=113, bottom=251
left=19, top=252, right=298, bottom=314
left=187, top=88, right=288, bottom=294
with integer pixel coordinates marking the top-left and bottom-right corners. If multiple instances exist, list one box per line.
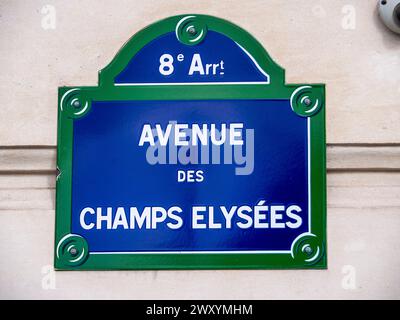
left=55, top=15, right=326, bottom=270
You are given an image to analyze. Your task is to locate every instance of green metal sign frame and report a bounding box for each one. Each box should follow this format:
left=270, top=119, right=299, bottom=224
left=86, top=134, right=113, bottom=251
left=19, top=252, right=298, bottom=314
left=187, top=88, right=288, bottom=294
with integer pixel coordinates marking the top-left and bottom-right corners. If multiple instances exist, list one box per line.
left=55, top=14, right=326, bottom=270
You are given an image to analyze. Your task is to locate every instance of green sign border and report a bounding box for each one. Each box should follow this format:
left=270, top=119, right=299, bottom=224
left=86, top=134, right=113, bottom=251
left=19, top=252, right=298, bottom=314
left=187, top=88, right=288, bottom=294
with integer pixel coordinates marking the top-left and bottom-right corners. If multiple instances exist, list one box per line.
left=55, top=14, right=326, bottom=270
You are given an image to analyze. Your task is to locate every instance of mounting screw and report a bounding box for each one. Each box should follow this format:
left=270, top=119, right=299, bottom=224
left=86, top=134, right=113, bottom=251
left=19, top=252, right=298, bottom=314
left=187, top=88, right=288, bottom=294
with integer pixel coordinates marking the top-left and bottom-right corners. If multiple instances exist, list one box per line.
left=304, top=246, right=313, bottom=255
left=72, top=100, right=81, bottom=108
left=304, top=98, right=312, bottom=106
left=69, top=247, right=78, bottom=256
left=188, top=27, right=197, bottom=35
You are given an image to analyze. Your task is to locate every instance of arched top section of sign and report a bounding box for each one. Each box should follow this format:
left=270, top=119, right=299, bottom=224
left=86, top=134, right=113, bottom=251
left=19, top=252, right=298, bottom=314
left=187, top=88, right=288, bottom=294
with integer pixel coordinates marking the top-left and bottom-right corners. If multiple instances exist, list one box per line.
left=99, top=14, right=285, bottom=87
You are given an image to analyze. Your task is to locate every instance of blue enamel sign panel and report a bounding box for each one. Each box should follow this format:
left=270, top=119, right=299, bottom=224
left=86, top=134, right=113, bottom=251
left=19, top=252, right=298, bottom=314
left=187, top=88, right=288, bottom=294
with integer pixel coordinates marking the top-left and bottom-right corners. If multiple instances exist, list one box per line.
left=55, top=15, right=326, bottom=270
left=73, top=99, right=308, bottom=252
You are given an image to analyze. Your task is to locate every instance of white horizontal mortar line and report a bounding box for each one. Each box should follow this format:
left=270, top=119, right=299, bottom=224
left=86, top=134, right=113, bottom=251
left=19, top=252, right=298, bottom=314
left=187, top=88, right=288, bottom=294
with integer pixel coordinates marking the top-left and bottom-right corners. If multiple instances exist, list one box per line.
left=0, top=144, right=400, bottom=173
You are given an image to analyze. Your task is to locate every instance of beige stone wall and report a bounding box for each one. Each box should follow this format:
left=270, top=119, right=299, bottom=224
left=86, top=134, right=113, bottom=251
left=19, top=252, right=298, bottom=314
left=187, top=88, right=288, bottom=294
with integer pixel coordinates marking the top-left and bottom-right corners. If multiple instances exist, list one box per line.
left=0, top=0, right=399, bottom=299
